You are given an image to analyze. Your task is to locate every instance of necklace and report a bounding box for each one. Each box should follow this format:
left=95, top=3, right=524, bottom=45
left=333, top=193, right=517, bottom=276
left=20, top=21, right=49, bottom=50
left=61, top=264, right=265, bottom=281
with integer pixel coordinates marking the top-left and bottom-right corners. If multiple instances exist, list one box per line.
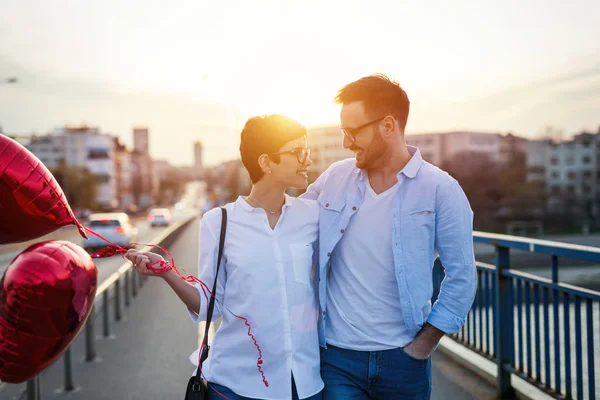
left=245, top=197, right=282, bottom=215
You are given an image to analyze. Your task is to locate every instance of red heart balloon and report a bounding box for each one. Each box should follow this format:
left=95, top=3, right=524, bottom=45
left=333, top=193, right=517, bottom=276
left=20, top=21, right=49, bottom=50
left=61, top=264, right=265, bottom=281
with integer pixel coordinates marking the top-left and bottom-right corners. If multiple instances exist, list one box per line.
left=0, top=134, right=87, bottom=244
left=0, top=240, right=97, bottom=383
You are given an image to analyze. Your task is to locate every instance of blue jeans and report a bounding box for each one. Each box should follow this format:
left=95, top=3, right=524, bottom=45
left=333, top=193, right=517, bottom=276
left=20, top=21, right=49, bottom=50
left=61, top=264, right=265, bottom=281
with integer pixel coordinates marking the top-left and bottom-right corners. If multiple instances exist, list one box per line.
left=207, top=375, right=323, bottom=400
left=320, top=344, right=431, bottom=400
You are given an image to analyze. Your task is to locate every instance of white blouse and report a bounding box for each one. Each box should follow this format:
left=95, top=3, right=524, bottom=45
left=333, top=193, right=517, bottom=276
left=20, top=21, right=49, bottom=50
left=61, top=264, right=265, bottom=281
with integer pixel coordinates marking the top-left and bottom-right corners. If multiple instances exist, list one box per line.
left=187, top=195, right=323, bottom=400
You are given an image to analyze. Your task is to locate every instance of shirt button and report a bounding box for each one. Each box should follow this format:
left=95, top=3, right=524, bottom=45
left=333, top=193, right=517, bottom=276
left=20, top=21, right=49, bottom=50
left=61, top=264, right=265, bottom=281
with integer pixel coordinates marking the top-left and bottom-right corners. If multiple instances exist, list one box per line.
left=340, top=229, right=345, bottom=233
left=325, top=203, right=329, bottom=207
left=352, top=206, right=357, bottom=211
left=327, top=252, right=331, bottom=257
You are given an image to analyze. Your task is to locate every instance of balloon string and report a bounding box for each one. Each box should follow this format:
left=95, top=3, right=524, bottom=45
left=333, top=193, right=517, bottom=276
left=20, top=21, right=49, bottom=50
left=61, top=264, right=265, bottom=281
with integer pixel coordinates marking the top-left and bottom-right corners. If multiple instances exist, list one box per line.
left=83, top=227, right=269, bottom=388
left=206, top=379, right=231, bottom=400
left=83, top=228, right=129, bottom=258
left=140, top=244, right=269, bottom=389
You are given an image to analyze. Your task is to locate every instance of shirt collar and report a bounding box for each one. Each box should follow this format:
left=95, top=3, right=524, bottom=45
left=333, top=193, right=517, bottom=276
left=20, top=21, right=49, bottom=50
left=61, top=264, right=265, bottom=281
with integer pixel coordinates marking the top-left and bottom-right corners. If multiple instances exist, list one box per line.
left=400, top=146, right=424, bottom=179
left=355, top=145, right=424, bottom=181
left=237, top=193, right=293, bottom=212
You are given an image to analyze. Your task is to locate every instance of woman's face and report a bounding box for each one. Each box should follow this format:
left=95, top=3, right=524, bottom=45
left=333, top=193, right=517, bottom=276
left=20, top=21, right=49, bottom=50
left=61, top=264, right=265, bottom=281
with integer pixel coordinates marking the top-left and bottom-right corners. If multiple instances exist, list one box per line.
left=269, top=137, right=312, bottom=190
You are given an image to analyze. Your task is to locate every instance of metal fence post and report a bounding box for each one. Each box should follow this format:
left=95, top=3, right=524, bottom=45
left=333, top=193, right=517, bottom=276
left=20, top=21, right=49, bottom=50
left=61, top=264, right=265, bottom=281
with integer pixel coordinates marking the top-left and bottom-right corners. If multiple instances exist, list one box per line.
left=26, top=376, right=40, bottom=400
left=124, top=270, right=130, bottom=307
left=103, top=291, right=111, bottom=337
left=63, top=347, right=74, bottom=391
left=85, top=305, right=97, bottom=361
left=494, top=245, right=515, bottom=398
left=115, top=279, right=122, bottom=321
left=131, top=269, right=138, bottom=297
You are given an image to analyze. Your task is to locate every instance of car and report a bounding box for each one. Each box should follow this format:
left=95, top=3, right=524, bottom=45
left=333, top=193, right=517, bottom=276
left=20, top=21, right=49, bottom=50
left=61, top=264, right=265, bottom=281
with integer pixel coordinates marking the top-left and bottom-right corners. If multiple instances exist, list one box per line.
left=82, top=213, right=138, bottom=253
left=148, top=208, right=172, bottom=227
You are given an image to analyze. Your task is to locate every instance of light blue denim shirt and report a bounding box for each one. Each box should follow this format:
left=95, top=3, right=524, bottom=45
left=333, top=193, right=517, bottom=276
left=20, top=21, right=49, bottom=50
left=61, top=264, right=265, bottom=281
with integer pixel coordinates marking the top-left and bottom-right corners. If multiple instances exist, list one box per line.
left=302, top=146, right=477, bottom=347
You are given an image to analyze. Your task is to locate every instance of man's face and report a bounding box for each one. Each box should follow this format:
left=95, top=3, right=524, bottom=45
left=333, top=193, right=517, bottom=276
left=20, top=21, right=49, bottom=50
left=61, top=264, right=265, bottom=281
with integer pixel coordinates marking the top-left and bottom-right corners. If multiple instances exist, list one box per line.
left=340, top=101, right=388, bottom=170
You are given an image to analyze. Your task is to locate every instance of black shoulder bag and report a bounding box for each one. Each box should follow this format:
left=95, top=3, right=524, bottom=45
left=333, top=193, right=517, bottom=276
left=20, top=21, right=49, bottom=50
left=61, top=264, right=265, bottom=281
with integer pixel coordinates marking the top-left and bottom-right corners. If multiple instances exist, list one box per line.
left=184, top=207, right=227, bottom=400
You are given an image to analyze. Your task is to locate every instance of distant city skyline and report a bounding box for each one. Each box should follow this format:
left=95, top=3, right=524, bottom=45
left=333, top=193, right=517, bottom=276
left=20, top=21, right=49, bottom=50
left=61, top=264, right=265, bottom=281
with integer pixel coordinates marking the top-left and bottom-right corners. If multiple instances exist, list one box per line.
left=1, top=0, right=599, bottom=166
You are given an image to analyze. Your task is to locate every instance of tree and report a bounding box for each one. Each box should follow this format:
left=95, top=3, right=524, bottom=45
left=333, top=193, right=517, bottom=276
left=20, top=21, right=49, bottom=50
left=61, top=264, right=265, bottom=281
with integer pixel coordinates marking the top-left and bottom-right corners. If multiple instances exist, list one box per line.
left=50, top=161, right=100, bottom=210
left=442, top=151, right=512, bottom=230
left=224, top=161, right=250, bottom=202
left=497, top=151, right=527, bottom=200
left=537, top=125, right=564, bottom=142
left=442, top=149, right=547, bottom=231
left=155, top=169, right=187, bottom=205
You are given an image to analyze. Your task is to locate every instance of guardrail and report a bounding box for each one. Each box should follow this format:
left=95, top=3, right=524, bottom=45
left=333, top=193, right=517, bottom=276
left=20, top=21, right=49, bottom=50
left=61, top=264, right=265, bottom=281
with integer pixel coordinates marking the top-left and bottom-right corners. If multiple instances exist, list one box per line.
left=433, top=232, right=600, bottom=400
left=21, top=213, right=198, bottom=400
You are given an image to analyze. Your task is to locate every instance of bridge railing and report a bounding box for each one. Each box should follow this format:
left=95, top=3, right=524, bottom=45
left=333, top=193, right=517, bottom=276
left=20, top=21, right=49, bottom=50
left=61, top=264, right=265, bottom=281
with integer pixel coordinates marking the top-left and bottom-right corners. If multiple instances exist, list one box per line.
left=434, top=232, right=600, bottom=400
left=21, top=213, right=198, bottom=400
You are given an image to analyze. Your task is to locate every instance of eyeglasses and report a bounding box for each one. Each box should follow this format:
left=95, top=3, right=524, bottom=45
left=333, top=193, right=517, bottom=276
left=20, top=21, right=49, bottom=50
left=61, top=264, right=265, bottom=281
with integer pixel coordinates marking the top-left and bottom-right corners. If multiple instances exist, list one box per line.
left=270, top=147, right=312, bottom=164
left=340, top=116, right=386, bottom=142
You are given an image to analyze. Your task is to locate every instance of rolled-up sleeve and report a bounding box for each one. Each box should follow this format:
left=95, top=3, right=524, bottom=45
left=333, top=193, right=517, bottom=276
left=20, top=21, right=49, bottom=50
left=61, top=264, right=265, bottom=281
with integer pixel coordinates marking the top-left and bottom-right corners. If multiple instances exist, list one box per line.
left=427, top=179, right=477, bottom=334
left=187, top=209, right=227, bottom=323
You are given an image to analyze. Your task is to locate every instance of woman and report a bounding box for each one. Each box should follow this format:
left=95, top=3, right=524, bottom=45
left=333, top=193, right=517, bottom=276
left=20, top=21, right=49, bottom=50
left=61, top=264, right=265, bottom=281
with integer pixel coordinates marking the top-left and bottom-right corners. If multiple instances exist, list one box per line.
left=126, top=114, right=322, bottom=400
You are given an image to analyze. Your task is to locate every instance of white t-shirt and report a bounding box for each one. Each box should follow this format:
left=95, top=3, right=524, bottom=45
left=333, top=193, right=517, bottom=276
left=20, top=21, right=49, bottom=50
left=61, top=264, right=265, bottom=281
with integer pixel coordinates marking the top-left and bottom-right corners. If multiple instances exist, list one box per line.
left=326, top=180, right=412, bottom=351
left=188, top=195, right=323, bottom=400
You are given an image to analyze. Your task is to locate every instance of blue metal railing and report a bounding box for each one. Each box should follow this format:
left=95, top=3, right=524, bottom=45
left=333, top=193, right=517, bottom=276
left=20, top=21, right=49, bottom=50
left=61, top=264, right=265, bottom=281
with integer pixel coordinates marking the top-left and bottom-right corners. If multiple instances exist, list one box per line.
left=434, top=232, right=600, bottom=399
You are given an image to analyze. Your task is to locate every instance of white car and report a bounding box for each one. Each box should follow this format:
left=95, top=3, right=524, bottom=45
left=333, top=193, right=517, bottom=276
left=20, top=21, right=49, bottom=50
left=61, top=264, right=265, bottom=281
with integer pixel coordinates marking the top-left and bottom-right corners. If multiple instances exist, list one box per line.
left=148, top=208, right=172, bottom=227
left=82, top=213, right=138, bottom=253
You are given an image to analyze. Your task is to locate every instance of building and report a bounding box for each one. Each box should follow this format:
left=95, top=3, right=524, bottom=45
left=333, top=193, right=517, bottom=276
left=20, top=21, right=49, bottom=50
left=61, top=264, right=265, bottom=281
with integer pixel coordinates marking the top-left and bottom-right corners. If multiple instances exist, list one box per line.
left=527, top=128, right=600, bottom=217
left=306, top=125, right=352, bottom=182
left=405, top=131, right=528, bottom=167
left=26, top=126, right=118, bottom=209
left=85, top=133, right=117, bottom=208
left=525, top=139, right=552, bottom=193
left=114, top=138, right=134, bottom=211
left=131, top=127, right=154, bottom=209
left=133, top=128, right=149, bottom=153
left=193, top=141, right=204, bottom=179
left=25, top=134, right=67, bottom=168
left=305, top=127, right=528, bottom=182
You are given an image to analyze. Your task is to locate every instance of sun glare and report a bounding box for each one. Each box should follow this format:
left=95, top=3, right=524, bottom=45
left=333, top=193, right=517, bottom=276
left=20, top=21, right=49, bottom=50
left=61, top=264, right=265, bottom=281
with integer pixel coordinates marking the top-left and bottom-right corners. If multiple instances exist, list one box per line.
left=236, top=78, right=341, bottom=128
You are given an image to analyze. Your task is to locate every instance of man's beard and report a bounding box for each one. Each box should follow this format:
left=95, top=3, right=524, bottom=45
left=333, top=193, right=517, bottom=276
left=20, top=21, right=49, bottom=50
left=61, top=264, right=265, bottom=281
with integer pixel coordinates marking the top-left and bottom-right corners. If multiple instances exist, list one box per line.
left=354, top=127, right=388, bottom=170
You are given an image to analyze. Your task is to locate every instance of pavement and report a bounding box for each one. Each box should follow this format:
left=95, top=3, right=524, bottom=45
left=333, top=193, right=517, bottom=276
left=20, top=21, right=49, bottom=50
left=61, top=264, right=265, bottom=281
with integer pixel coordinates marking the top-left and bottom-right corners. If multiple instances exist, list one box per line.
left=0, top=220, right=498, bottom=400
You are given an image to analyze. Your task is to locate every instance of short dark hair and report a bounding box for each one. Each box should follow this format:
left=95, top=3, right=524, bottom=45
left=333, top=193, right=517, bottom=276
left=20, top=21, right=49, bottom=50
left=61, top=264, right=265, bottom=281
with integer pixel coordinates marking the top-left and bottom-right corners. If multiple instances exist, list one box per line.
left=240, top=114, right=307, bottom=183
left=334, top=73, right=410, bottom=131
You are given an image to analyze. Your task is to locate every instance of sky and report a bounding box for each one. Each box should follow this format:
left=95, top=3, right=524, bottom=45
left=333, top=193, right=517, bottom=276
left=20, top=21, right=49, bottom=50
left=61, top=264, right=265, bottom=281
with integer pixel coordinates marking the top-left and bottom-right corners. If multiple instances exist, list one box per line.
left=0, top=0, right=599, bottom=166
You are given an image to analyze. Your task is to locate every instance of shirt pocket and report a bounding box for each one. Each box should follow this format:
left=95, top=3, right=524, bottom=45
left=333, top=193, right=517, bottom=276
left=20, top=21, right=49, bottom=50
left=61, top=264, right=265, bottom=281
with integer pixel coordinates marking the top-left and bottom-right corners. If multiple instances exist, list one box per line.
left=317, top=195, right=345, bottom=232
left=406, top=211, right=436, bottom=258
left=290, top=243, right=314, bottom=284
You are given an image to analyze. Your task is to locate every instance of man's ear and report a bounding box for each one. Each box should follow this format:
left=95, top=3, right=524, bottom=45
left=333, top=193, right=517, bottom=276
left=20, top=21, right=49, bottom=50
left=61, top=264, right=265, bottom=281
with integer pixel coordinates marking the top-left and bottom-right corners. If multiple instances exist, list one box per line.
left=382, top=115, right=396, bottom=138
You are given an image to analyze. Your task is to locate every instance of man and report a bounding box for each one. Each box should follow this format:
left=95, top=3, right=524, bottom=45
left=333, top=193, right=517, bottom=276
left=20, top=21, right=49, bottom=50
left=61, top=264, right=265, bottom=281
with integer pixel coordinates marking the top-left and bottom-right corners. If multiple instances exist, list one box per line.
left=302, top=74, right=476, bottom=399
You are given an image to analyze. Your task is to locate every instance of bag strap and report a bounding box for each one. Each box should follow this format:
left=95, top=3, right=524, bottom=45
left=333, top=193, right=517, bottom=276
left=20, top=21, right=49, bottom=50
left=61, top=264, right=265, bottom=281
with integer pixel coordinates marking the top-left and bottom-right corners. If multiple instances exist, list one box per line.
left=195, top=207, right=227, bottom=380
